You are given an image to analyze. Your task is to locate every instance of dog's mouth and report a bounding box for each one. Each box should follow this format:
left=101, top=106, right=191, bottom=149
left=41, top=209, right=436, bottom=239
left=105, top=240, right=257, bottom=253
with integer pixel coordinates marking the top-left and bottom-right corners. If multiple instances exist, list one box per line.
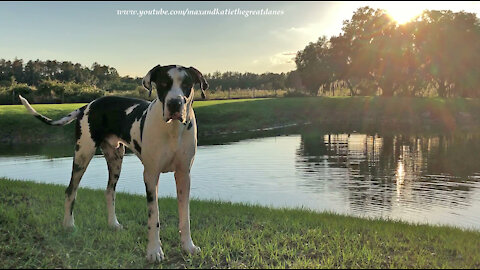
left=166, top=112, right=185, bottom=123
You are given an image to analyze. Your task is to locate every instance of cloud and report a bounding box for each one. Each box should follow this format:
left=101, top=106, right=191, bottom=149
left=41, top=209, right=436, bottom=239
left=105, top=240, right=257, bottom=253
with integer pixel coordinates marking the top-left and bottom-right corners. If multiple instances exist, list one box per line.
left=271, top=22, right=338, bottom=45
left=248, top=51, right=296, bottom=73
left=270, top=51, right=296, bottom=65
left=271, top=23, right=321, bottom=42
left=286, top=26, right=313, bottom=35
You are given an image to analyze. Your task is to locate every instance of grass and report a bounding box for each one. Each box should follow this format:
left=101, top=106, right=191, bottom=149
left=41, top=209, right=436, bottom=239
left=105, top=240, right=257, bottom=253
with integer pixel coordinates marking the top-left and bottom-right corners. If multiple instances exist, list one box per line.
left=0, top=103, right=84, bottom=144
left=2, top=96, right=480, bottom=145
left=194, top=89, right=287, bottom=100
left=102, top=88, right=286, bottom=104
left=0, top=178, right=479, bottom=268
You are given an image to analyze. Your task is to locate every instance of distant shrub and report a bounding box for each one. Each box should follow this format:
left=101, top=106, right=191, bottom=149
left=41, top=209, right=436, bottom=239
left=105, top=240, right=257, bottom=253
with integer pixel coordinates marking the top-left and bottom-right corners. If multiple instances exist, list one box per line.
left=64, top=84, right=104, bottom=103
left=30, top=80, right=104, bottom=103
left=284, top=89, right=309, bottom=98
left=11, top=84, right=35, bottom=104
left=0, top=83, right=35, bottom=104
left=10, top=83, right=34, bottom=97
left=103, top=79, right=140, bottom=92
left=0, top=80, right=11, bottom=88
left=36, top=80, right=67, bottom=102
left=0, top=87, right=12, bottom=104
left=104, top=86, right=153, bottom=101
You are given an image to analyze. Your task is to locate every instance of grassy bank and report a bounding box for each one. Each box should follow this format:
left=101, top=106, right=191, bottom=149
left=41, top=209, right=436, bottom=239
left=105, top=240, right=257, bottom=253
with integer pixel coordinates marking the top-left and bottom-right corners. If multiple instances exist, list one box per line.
left=0, top=178, right=479, bottom=268
left=2, top=97, right=480, bottom=144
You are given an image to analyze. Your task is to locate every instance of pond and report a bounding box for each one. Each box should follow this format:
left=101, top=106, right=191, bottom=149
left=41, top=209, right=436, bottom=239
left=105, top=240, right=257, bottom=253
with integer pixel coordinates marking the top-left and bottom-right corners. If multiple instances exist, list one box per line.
left=1, top=128, right=480, bottom=230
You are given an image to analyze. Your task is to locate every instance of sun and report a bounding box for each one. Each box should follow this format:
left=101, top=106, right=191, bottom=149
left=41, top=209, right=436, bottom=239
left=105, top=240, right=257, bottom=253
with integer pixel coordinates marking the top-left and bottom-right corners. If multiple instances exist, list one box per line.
left=385, top=6, right=422, bottom=24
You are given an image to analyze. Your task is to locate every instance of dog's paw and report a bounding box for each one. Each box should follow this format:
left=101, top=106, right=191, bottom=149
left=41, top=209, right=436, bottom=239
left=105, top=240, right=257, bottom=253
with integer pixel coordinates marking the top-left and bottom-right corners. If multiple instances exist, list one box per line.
left=63, top=217, right=75, bottom=229
left=183, top=242, right=201, bottom=255
left=146, top=245, right=165, bottom=263
left=108, top=221, right=123, bottom=230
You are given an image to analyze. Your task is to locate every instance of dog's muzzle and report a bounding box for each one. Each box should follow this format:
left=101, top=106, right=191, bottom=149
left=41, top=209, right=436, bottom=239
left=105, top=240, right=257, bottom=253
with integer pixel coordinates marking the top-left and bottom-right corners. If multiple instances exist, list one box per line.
left=166, top=98, right=186, bottom=122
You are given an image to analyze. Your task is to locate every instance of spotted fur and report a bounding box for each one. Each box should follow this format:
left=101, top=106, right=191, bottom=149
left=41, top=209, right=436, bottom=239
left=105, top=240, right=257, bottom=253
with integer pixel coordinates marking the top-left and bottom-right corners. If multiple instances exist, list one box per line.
left=19, top=64, right=208, bottom=263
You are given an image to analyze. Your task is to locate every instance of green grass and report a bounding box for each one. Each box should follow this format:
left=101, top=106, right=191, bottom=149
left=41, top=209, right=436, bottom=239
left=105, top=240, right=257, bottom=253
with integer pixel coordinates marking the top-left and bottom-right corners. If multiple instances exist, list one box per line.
left=0, top=178, right=479, bottom=268
left=2, top=96, right=480, bottom=145
left=0, top=103, right=85, bottom=144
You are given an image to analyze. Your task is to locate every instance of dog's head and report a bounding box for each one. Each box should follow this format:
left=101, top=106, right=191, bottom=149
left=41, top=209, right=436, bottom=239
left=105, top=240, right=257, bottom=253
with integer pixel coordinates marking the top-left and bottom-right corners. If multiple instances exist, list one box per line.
left=142, top=65, right=208, bottom=123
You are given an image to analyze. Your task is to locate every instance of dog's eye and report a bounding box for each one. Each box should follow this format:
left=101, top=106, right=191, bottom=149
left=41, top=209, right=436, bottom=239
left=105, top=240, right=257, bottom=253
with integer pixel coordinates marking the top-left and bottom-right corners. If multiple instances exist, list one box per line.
left=160, top=82, right=167, bottom=88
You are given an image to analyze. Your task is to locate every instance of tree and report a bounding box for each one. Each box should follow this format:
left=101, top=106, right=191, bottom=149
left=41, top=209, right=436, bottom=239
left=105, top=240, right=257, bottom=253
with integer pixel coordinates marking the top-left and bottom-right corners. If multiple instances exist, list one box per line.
left=339, top=7, right=406, bottom=96
left=0, top=59, right=13, bottom=83
left=11, top=58, right=24, bottom=83
left=285, top=70, right=304, bottom=90
left=295, top=36, right=335, bottom=96
left=414, top=10, right=480, bottom=97
left=24, top=60, right=43, bottom=85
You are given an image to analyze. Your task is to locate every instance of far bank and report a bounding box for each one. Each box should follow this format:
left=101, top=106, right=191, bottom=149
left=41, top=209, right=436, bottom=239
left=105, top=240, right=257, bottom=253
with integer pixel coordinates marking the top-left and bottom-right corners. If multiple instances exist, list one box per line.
left=1, top=97, right=480, bottom=145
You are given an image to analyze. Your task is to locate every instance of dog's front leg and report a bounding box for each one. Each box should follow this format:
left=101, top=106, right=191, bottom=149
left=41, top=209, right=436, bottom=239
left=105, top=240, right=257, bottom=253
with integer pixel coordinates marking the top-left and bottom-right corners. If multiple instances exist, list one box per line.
left=174, top=170, right=200, bottom=255
left=143, top=170, right=164, bottom=263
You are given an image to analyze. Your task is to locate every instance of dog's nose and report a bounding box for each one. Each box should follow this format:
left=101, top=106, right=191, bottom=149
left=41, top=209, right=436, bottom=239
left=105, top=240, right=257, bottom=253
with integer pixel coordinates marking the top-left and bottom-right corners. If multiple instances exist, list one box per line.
left=167, top=98, right=182, bottom=113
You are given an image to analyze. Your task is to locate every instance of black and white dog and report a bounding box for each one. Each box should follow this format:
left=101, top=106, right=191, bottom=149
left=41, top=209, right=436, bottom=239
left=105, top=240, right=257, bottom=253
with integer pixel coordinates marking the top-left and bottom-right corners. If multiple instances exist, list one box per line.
left=19, top=64, right=208, bottom=263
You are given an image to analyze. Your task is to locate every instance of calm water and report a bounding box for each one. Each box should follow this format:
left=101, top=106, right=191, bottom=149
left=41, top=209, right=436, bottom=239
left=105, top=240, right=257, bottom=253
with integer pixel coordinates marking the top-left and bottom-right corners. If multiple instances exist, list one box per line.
left=1, top=130, right=480, bottom=230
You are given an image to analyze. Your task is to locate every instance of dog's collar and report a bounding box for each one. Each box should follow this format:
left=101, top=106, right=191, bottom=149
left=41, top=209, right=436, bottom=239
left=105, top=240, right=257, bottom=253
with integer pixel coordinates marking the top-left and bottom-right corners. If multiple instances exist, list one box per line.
left=183, top=119, right=193, bottom=130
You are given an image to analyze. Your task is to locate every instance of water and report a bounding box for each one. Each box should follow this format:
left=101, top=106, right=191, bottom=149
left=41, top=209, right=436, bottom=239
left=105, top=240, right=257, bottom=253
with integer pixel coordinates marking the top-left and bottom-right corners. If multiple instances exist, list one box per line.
left=1, top=130, right=480, bottom=230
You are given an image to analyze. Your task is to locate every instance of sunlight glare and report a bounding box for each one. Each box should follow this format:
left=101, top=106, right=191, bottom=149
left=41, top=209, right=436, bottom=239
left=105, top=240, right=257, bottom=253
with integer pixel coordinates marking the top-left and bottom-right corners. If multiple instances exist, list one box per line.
left=385, top=5, right=422, bottom=24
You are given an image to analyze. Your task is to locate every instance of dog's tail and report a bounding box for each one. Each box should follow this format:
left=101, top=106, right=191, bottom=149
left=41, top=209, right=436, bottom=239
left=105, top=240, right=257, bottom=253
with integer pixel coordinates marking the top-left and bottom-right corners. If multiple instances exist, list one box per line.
left=19, top=95, right=85, bottom=126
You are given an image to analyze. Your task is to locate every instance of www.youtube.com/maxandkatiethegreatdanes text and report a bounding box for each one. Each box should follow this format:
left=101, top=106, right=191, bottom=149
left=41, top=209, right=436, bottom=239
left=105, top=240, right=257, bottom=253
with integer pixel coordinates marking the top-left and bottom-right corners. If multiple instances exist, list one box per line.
left=116, top=8, right=285, bottom=18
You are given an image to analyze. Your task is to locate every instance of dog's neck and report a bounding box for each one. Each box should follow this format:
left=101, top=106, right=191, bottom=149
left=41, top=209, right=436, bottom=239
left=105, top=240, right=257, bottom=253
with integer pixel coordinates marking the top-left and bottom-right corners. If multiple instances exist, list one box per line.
left=149, top=97, right=192, bottom=148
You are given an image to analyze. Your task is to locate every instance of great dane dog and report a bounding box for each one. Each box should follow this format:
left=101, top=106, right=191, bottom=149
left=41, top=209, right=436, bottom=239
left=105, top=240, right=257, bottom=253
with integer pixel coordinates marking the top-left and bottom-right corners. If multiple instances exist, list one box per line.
left=19, top=64, right=208, bottom=263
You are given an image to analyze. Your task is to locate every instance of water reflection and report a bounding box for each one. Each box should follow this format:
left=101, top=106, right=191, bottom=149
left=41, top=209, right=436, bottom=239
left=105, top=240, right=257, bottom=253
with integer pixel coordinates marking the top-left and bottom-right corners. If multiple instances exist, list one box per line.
left=296, top=131, right=480, bottom=226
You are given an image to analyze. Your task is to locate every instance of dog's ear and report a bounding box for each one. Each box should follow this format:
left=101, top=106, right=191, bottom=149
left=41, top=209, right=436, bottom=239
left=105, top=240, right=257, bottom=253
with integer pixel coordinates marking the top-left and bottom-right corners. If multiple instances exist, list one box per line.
left=187, top=66, right=209, bottom=99
left=142, top=65, right=162, bottom=97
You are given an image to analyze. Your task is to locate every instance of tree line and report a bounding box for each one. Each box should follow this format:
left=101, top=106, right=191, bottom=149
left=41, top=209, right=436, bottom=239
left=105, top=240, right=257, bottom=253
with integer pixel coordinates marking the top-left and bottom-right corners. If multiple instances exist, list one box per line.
left=294, top=7, right=480, bottom=97
left=0, top=59, right=140, bottom=91
left=0, top=59, right=291, bottom=104
left=0, top=59, right=291, bottom=91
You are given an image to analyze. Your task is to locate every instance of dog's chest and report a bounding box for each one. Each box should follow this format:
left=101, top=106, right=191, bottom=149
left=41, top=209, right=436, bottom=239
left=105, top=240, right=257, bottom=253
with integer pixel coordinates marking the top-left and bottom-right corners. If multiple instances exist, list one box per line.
left=139, top=121, right=195, bottom=173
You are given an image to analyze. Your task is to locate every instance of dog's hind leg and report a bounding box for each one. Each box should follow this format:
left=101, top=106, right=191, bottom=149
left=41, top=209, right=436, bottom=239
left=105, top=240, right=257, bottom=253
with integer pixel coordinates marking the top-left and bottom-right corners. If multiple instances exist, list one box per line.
left=64, top=111, right=96, bottom=228
left=63, top=141, right=96, bottom=228
left=100, top=141, right=125, bottom=230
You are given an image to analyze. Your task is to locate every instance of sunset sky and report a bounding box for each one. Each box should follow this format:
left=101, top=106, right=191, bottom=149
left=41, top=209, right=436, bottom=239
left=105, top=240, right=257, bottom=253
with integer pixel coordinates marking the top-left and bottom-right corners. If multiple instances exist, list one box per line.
left=1, top=1, right=479, bottom=77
